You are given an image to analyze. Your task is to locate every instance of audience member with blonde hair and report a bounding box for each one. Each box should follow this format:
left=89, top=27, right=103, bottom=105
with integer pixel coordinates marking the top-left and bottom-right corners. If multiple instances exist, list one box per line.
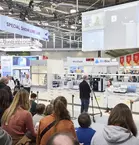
left=37, top=96, right=76, bottom=145
left=1, top=89, right=36, bottom=144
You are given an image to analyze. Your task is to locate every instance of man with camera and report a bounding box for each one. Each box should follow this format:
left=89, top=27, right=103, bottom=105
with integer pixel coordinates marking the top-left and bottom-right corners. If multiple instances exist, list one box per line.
left=79, top=75, right=91, bottom=113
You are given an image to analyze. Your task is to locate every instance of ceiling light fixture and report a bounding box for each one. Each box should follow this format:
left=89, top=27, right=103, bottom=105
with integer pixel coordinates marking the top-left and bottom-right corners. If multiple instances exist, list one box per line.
left=0, top=6, right=4, bottom=10
left=70, top=25, right=77, bottom=29
left=61, top=24, right=65, bottom=27
left=70, top=9, right=76, bottom=14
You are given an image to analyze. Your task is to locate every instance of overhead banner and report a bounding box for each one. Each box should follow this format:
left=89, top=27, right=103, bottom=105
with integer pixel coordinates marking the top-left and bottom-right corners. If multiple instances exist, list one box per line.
left=133, top=53, right=139, bottom=66
left=126, top=55, right=132, bottom=66
left=120, top=56, right=124, bottom=67
left=0, top=15, right=49, bottom=41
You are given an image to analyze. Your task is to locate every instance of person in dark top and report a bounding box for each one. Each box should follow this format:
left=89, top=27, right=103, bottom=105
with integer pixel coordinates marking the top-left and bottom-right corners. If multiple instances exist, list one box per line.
left=79, top=75, right=91, bottom=113
left=30, top=93, right=37, bottom=116
left=76, top=113, right=96, bottom=145
left=0, top=77, right=13, bottom=103
left=0, top=89, right=10, bottom=126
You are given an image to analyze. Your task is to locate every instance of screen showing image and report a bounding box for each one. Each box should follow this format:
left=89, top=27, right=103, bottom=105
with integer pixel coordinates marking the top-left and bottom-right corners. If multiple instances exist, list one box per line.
left=70, top=66, right=84, bottom=73
left=82, top=1, right=139, bottom=51
left=13, top=56, right=39, bottom=66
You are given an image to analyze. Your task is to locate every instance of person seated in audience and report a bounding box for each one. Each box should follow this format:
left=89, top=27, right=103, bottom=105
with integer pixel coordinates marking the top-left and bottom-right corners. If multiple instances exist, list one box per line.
left=91, top=103, right=139, bottom=145
left=44, top=104, right=53, bottom=116
left=76, top=113, right=96, bottom=145
left=33, top=103, right=45, bottom=126
left=30, top=93, right=37, bottom=116
left=0, top=90, right=12, bottom=144
left=47, top=132, right=79, bottom=145
left=0, top=89, right=11, bottom=126
left=37, top=96, right=76, bottom=145
left=0, top=77, right=13, bottom=103
left=1, top=89, right=36, bottom=145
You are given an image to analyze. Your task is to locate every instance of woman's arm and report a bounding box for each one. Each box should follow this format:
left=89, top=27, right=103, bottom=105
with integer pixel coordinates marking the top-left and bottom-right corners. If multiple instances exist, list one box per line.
left=25, top=112, right=36, bottom=137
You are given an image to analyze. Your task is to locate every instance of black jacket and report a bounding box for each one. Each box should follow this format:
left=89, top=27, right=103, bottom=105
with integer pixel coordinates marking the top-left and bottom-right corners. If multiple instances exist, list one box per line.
left=0, top=82, right=13, bottom=102
left=79, top=80, right=91, bottom=99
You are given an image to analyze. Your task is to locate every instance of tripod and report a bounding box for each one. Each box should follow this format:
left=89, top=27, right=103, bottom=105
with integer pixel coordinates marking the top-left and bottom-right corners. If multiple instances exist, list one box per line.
left=90, top=87, right=102, bottom=123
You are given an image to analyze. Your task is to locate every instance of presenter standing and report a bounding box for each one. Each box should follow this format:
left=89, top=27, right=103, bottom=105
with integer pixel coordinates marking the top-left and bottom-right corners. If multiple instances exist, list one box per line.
left=79, top=75, right=91, bottom=113
left=22, top=74, right=31, bottom=93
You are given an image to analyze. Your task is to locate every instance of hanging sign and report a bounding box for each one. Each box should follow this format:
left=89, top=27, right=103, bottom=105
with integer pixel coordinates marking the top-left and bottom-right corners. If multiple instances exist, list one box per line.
left=120, top=56, right=124, bottom=67
left=126, top=55, right=132, bottom=66
left=0, top=15, right=49, bottom=41
left=133, top=53, right=139, bottom=66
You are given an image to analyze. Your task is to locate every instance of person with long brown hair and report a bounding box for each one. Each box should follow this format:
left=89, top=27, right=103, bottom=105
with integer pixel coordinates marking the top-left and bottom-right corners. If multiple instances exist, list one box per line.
left=91, top=103, right=139, bottom=145
left=37, top=96, right=76, bottom=145
left=1, top=89, right=36, bottom=144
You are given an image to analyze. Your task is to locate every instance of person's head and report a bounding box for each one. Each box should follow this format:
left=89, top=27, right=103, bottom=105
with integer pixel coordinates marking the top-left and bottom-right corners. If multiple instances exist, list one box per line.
left=108, top=103, right=137, bottom=136
left=78, top=113, right=91, bottom=128
left=0, top=89, right=10, bottom=110
left=2, top=89, right=30, bottom=125
left=47, top=132, right=79, bottom=145
left=26, top=74, right=29, bottom=79
left=30, top=93, right=37, bottom=100
left=8, top=76, right=12, bottom=80
left=44, top=104, right=53, bottom=116
left=83, top=75, right=88, bottom=80
left=0, top=77, right=9, bottom=85
left=36, top=104, right=45, bottom=115
left=53, top=96, right=70, bottom=121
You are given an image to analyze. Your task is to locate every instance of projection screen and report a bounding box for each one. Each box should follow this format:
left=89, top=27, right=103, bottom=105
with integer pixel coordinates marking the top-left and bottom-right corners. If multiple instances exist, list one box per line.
left=82, top=1, right=139, bottom=51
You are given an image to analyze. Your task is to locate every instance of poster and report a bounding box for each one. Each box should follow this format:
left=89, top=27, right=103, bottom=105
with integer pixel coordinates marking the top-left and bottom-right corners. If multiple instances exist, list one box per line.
left=120, top=56, right=124, bottom=67
left=1, top=56, right=12, bottom=77
left=133, top=53, right=139, bottom=66
left=126, top=55, right=132, bottom=66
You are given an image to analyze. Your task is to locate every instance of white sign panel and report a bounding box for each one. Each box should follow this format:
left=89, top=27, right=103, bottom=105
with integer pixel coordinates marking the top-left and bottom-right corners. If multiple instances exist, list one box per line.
left=0, top=15, right=49, bottom=41
left=1, top=56, right=12, bottom=76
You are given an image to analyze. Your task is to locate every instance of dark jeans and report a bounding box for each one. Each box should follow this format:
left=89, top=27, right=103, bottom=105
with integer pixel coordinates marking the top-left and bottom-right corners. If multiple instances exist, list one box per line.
left=81, top=99, right=90, bottom=113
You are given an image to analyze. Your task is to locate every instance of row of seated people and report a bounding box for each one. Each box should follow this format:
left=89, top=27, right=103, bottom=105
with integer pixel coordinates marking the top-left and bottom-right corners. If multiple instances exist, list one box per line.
left=0, top=88, right=138, bottom=145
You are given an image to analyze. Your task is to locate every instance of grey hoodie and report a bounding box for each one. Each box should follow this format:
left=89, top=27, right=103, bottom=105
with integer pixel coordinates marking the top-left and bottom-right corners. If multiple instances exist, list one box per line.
left=91, top=126, right=139, bottom=145
left=0, top=128, right=12, bottom=145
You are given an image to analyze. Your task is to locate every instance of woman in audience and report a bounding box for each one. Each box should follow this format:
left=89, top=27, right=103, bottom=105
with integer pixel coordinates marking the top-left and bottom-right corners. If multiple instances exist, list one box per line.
left=44, top=104, right=53, bottom=116
left=1, top=89, right=36, bottom=144
left=91, top=103, right=138, bottom=145
left=0, top=89, right=10, bottom=125
left=76, top=113, right=96, bottom=145
left=30, top=93, right=37, bottom=116
left=0, top=89, right=12, bottom=144
left=33, top=103, right=45, bottom=126
left=37, top=96, right=76, bottom=145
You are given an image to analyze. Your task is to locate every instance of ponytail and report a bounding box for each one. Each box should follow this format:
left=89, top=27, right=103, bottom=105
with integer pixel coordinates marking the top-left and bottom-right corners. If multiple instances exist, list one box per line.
left=54, top=96, right=71, bottom=122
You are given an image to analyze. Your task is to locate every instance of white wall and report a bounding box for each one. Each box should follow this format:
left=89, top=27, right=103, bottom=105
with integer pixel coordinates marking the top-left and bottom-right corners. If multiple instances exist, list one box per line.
left=31, top=51, right=112, bottom=59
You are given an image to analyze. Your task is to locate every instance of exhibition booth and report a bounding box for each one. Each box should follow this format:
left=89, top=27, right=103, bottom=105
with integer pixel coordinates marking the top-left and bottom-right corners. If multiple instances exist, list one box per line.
left=1, top=55, right=39, bottom=80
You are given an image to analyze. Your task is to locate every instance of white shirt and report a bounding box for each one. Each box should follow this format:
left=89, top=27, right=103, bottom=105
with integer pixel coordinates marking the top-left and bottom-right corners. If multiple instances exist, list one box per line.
left=8, top=80, right=15, bottom=90
left=22, top=78, right=31, bottom=87
left=33, top=114, right=44, bottom=126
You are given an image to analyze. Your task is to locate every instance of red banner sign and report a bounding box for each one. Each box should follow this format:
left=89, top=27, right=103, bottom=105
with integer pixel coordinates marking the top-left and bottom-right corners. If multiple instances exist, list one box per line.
left=126, top=55, right=132, bottom=66
left=120, top=56, right=124, bottom=66
left=133, top=53, right=139, bottom=66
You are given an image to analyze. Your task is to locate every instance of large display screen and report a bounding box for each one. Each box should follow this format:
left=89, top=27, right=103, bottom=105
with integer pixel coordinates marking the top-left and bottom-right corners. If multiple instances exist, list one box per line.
left=13, top=56, right=39, bottom=66
left=82, top=1, right=139, bottom=51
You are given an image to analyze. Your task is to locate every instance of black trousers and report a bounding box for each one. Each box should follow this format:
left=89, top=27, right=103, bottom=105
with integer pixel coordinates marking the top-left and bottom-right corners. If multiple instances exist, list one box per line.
left=24, top=87, right=31, bottom=94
